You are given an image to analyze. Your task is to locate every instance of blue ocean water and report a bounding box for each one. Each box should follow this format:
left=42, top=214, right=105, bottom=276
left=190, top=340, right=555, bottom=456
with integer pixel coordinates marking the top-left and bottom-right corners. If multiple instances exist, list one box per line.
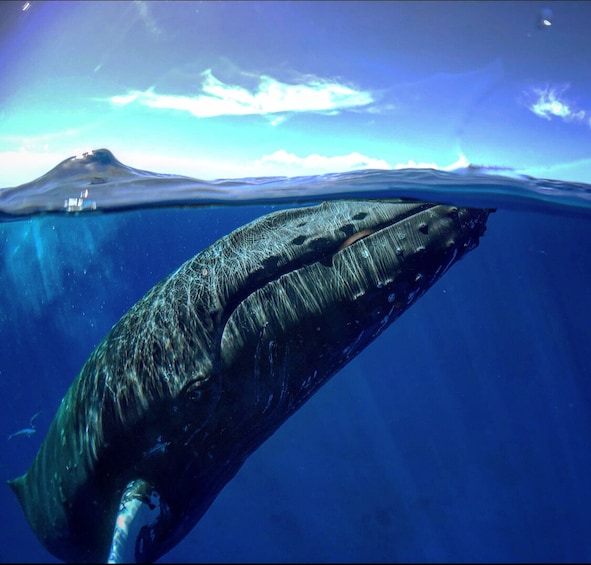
left=0, top=151, right=590, bottom=562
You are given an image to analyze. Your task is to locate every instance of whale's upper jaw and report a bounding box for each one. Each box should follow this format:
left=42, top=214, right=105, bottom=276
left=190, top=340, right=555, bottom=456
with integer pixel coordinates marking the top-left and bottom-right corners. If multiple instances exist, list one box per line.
left=8, top=200, right=491, bottom=564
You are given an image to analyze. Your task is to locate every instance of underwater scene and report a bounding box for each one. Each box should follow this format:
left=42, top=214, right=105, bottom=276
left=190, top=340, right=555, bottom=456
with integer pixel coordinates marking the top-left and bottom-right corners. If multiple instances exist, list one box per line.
left=1, top=1, right=590, bottom=563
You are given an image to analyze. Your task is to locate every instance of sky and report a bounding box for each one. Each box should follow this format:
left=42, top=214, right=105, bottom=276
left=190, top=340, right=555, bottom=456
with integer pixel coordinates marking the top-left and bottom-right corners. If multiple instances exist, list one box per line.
left=0, top=1, right=591, bottom=187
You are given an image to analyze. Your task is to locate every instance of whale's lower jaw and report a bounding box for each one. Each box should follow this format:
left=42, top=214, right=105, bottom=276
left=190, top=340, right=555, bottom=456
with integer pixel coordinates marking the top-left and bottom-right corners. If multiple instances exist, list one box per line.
left=9, top=200, right=491, bottom=563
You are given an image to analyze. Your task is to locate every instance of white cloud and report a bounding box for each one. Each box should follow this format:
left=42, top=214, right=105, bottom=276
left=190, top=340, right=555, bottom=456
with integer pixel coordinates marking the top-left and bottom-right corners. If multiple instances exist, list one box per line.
left=105, top=70, right=373, bottom=119
left=256, top=150, right=391, bottom=173
left=254, top=150, right=469, bottom=175
left=394, top=154, right=470, bottom=171
left=526, top=84, right=587, bottom=123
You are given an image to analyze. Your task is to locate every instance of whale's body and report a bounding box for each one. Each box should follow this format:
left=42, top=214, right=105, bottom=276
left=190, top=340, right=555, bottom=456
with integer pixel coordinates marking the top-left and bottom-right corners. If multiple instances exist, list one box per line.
left=9, top=199, right=491, bottom=563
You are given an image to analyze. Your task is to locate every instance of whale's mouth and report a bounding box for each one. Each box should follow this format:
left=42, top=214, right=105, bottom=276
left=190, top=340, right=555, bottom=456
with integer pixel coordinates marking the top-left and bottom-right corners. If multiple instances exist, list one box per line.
left=219, top=200, right=491, bottom=348
left=338, top=228, right=377, bottom=250
left=217, top=201, right=436, bottom=328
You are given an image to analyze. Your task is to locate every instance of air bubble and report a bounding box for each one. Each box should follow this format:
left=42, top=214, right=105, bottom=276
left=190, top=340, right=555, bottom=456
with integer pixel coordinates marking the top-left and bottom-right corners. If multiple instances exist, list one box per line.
left=537, top=7, right=553, bottom=29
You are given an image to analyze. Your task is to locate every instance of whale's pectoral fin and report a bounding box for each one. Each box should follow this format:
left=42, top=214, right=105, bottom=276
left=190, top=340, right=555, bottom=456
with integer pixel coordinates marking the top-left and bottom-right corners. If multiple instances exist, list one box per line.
left=107, top=479, right=163, bottom=564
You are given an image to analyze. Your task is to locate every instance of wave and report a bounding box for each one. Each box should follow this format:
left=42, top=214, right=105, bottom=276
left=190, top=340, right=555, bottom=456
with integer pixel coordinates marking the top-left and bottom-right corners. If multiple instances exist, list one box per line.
left=1, top=148, right=591, bottom=221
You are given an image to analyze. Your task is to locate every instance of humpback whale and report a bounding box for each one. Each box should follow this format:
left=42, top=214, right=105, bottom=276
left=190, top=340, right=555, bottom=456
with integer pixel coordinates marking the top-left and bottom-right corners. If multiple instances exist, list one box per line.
left=9, top=199, right=491, bottom=563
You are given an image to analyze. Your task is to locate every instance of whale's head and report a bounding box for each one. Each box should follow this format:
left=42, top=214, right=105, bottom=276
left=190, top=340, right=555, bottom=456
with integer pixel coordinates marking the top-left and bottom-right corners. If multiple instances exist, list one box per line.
left=9, top=200, right=491, bottom=563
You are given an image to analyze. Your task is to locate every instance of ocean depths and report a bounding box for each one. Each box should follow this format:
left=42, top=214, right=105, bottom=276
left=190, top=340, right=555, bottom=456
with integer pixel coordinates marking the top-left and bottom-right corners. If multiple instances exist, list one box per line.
left=0, top=150, right=591, bottom=562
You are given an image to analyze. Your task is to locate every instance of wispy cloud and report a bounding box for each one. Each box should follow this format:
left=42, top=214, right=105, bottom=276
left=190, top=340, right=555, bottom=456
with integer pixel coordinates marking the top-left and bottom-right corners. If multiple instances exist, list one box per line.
left=393, top=154, right=470, bottom=171
left=257, top=150, right=391, bottom=172
left=105, top=70, right=373, bottom=121
left=133, top=0, right=164, bottom=37
left=255, top=150, right=469, bottom=175
left=526, top=84, right=588, bottom=124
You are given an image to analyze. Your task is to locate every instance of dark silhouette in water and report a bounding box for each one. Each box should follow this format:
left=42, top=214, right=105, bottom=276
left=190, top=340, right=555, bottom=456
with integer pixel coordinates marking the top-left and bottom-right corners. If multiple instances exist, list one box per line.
left=9, top=199, right=491, bottom=563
